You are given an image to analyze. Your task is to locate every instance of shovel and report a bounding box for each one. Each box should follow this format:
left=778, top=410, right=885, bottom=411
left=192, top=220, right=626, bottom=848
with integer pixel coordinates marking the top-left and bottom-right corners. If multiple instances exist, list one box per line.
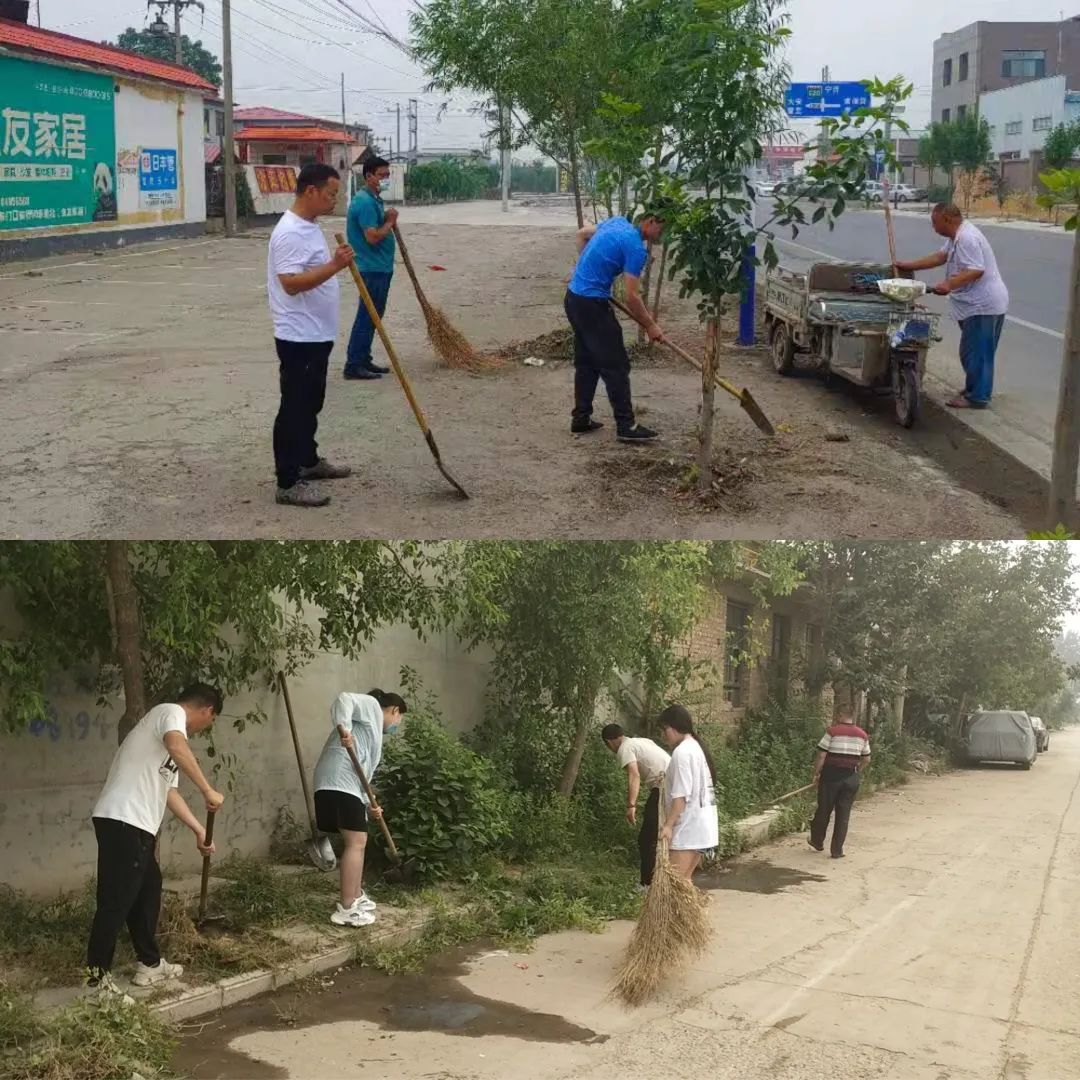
left=335, top=232, right=470, bottom=499
left=336, top=725, right=418, bottom=885
left=195, top=810, right=225, bottom=930
left=279, top=671, right=336, bottom=873
left=610, top=297, right=775, bottom=436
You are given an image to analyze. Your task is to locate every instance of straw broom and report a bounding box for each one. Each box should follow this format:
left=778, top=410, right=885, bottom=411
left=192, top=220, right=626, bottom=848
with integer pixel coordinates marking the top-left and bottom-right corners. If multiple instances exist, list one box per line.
left=612, top=779, right=712, bottom=1006
left=392, top=224, right=504, bottom=375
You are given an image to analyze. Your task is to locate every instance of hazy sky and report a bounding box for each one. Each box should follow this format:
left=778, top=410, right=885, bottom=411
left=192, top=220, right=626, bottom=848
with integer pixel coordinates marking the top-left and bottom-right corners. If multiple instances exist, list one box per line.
left=33, top=1, right=1080, bottom=150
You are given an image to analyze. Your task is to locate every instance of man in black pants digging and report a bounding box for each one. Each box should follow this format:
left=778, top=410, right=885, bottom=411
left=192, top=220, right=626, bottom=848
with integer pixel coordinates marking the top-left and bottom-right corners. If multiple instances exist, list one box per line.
left=602, top=724, right=671, bottom=890
left=267, top=162, right=356, bottom=508
left=564, top=203, right=672, bottom=442
left=809, top=710, right=871, bottom=859
left=85, top=684, right=225, bottom=1001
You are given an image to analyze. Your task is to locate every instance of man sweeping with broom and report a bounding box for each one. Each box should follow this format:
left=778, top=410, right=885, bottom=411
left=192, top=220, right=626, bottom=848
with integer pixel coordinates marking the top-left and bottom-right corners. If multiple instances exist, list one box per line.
left=344, top=156, right=398, bottom=381
left=565, top=202, right=672, bottom=443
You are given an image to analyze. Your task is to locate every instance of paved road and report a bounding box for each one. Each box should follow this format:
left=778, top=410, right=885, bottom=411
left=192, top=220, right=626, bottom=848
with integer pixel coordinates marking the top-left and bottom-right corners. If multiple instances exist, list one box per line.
left=178, top=730, right=1080, bottom=1080
left=756, top=204, right=1070, bottom=456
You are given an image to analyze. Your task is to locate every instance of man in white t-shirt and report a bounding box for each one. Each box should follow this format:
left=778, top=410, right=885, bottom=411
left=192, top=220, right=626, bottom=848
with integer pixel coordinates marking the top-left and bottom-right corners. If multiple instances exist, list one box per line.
left=267, top=162, right=356, bottom=509
left=601, top=723, right=671, bottom=888
left=85, top=684, right=225, bottom=1000
left=897, top=203, right=1009, bottom=410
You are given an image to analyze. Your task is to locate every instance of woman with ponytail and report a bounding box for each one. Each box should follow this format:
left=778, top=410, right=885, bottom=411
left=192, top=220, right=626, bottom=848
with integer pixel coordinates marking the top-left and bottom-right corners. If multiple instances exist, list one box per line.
left=657, top=704, right=719, bottom=880
left=313, top=688, right=407, bottom=927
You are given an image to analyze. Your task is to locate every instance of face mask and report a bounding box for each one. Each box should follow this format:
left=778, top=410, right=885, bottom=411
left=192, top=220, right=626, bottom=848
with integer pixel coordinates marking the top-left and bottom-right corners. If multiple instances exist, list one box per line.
left=386, top=722, right=400, bottom=735
left=379, top=179, right=390, bottom=193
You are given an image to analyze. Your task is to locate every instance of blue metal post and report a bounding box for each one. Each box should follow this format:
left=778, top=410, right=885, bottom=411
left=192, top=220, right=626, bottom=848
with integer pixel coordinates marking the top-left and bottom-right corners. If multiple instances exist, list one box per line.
left=738, top=244, right=756, bottom=346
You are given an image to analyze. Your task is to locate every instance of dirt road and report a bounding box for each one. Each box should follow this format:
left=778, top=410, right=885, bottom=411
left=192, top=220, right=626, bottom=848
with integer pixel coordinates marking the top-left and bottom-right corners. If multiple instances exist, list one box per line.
left=0, top=199, right=1031, bottom=539
left=175, top=730, right=1080, bottom=1080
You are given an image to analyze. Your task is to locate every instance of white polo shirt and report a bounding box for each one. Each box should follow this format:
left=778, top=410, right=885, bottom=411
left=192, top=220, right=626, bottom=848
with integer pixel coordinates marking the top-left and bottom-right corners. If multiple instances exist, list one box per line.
left=267, top=210, right=340, bottom=342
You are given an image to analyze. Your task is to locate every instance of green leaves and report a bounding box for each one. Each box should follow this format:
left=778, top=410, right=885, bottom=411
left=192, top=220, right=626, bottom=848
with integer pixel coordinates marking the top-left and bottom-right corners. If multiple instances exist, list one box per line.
left=1036, top=168, right=1080, bottom=229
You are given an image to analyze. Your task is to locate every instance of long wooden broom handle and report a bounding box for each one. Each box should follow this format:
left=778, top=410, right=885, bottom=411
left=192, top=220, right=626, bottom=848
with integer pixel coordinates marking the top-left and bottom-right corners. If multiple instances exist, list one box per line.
left=391, top=224, right=431, bottom=313
left=881, top=180, right=898, bottom=278
left=336, top=725, right=401, bottom=861
left=335, top=232, right=432, bottom=438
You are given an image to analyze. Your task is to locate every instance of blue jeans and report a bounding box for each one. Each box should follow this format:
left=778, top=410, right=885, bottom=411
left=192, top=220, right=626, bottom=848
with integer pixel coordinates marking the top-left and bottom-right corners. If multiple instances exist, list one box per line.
left=345, top=271, right=393, bottom=373
left=958, top=314, right=1004, bottom=406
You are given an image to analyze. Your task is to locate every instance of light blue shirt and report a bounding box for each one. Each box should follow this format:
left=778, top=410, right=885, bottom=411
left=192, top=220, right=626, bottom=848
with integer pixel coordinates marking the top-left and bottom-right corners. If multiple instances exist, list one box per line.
left=568, top=216, right=648, bottom=299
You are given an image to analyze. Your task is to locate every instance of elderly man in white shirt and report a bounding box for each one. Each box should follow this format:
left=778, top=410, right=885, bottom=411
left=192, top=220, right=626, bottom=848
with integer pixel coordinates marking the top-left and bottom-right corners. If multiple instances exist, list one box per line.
left=897, top=203, right=1009, bottom=410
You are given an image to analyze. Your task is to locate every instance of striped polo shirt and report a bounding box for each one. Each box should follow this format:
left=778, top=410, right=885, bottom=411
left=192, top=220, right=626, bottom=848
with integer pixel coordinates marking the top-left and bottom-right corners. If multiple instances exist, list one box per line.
left=817, top=722, right=871, bottom=770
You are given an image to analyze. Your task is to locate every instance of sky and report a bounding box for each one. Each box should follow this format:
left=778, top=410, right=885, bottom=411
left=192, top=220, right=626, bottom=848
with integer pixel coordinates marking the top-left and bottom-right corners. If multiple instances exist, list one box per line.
left=29, top=1, right=1080, bottom=150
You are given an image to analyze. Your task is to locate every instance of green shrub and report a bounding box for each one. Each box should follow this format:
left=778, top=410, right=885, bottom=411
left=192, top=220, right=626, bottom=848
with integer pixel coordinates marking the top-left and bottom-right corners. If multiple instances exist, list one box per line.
left=0, top=981, right=41, bottom=1053
left=926, top=183, right=953, bottom=205
left=376, top=678, right=511, bottom=880
left=0, top=884, right=100, bottom=989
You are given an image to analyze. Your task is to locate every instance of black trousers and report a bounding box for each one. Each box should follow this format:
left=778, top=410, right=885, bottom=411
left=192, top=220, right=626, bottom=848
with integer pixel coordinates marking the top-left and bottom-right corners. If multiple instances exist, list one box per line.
left=563, top=290, right=635, bottom=429
left=273, top=338, right=332, bottom=489
left=86, top=817, right=162, bottom=978
left=810, top=767, right=860, bottom=856
left=638, top=788, right=661, bottom=886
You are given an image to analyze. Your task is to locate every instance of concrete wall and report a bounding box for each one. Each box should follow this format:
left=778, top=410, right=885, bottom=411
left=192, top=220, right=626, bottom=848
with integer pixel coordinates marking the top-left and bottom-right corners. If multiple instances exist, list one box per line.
left=0, top=619, right=490, bottom=896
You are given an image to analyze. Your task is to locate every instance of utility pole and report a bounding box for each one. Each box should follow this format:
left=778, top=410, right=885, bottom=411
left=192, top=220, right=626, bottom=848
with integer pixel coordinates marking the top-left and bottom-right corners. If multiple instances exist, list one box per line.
left=341, top=73, right=349, bottom=197
left=408, top=98, right=418, bottom=165
left=1050, top=222, right=1080, bottom=530
left=221, top=0, right=238, bottom=236
left=818, top=65, right=830, bottom=161
left=396, top=103, right=401, bottom=165
left=148, top=1, right=203, bottom=67
left=35, top=0, right=40, bottom=27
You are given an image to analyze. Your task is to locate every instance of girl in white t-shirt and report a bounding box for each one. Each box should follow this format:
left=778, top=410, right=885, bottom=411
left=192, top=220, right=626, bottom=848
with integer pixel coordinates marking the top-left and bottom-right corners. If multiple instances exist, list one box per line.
left=659, top=704, right=719, bottom=880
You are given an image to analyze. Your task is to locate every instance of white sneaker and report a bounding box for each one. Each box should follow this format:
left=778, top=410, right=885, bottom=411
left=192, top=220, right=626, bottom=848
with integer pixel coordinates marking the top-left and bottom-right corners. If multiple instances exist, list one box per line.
left=330, top=903, right=376, bottom=927
left=86, top=973, right=135, bottom=1006
left=350, top=891, right=377, bottom=913
left=132, top=958, right=184, bottom=987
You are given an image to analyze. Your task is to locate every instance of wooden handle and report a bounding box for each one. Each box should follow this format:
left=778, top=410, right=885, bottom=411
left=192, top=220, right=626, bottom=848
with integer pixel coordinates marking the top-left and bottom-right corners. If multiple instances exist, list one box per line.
left=336, top=725, right=401, bottom=862
left=335, top=232, right=431, bottom=437
left=278, top=671, right=317, bottom=833
left=882, top=181, right=898, bottom=278
left=198, top=809, right=215, bottom=919
left=771, top=783, right=816, bottom=804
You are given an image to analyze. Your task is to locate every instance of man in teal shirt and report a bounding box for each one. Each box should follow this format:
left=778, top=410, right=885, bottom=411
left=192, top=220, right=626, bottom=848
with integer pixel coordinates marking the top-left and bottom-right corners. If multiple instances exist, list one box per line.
left=344, top=156, right=398, bottom=380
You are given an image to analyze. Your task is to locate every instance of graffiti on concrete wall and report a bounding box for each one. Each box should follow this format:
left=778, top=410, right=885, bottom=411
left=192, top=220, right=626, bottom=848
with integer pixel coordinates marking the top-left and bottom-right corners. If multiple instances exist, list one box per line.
left=28, top=704, right=112, bottom=742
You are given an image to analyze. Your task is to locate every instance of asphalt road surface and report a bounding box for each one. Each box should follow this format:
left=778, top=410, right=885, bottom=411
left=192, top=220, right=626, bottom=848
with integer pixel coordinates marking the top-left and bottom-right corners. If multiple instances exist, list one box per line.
left=757, top=204, right=1069, bottom=452
left=178, top=729, right=1080, bottom=1080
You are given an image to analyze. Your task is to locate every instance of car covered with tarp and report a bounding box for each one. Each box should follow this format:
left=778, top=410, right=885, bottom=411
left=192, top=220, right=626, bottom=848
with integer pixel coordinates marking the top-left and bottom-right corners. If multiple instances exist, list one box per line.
left=962, top=710, right=1037, bottom=769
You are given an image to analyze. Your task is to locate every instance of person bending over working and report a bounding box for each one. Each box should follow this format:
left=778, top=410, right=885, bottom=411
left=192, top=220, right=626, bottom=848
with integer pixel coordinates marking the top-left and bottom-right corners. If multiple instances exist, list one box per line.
left=86, top=684, right=225, bottom=1001
left=658, top=704, right=719, bottom=881
left=564, top=203, right=673, bottom=443
left=312, top=688, right=408, bottom=926
left=895, top=203, right=1008, bottom=410
left=809, top=709, right=871, bottom=859
left=601, top=723, right=671, bottom=889
left=344, top=155, right=399, bottom=381
left=267, top=162, right=356, bottom=509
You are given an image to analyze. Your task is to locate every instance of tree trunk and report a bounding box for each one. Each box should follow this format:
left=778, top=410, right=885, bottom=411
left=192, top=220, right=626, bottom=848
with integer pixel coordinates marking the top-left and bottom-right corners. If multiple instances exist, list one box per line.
left=646, top=243, right=670, bottom=356
left=892, top=664, right=908, bottom=734
left=618, top=176, right=629, bottom=217
left=696, top=316, right=719, bottom=493
left=104, top=541, right=146, bottom=745
left=568, top=129, right=584, bottom=229
left=557, top=693, right=596, bottom=797
left=1049, top=219, right=1080, bottom=531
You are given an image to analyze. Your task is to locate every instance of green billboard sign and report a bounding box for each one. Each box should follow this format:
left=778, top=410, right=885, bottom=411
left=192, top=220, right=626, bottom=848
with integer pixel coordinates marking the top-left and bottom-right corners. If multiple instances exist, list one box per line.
left=0, top=54, right=117, bottom=232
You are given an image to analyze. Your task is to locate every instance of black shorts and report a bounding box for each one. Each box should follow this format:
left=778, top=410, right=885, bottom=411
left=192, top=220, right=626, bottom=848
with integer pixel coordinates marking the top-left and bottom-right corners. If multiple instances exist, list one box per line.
left=314, top=789, right=367, bottom=833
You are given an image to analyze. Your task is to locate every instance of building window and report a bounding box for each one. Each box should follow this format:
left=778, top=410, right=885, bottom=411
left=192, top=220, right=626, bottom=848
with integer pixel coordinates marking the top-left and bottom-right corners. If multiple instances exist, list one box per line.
left=203, top=108, right=210, bottom=136
left=1005, top=120, right=1023, bottom=136
left=942, top=108, right=951, bottom=124
left=723, top=602, right=751, bottom=708
left=959, top=52, right=969, bottom=81
left=215, top=112, right=225, bottom=137
left=261, top=153, right=287, bottom=165
left=1002, top=50, right=1046, bottom=79
left=957, top=104, right=968, bottom=120
left=1033, top=116, right=1054, bottom=131
left=942, top=57, right=952, bottom=86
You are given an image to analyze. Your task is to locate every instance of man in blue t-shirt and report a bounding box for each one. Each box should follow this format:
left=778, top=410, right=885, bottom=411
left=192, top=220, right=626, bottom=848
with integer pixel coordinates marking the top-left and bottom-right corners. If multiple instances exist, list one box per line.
left=344, top=155, right=398, bottom=380
left=565, top=203, right=671, bottom=442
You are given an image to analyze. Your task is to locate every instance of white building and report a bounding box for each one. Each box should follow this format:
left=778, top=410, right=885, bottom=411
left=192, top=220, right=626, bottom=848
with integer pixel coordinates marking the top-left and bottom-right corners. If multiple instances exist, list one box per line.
left=0, top=14, right=216, bottom=258
left=980, top=74, right=1080, bottom=159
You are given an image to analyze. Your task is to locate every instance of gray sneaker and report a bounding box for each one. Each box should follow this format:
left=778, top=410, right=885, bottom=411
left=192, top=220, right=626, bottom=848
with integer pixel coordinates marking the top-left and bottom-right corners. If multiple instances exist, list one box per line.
left=300, top=458, right=352, bottom=481
left=276, top=480, right=330, bottom=508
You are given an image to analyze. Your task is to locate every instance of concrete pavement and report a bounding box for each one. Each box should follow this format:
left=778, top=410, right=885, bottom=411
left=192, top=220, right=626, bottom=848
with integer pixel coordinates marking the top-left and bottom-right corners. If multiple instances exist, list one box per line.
left=760, top=205, right=1072, bottom=499
left=176, top=730, right=1080, bottom=1080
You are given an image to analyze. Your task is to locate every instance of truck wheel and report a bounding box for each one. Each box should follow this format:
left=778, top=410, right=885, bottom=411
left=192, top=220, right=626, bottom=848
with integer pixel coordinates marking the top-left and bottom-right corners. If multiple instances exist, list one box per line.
left=893, top=360, right=920, bottom=428
left=771, top=322, right=796, bottom=375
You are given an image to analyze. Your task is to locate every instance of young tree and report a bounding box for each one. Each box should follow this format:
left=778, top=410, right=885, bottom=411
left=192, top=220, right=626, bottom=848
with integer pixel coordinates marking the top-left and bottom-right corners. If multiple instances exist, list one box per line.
left=950, top=113, right=992, bottom=212
left=114, top=27, right=222, bottom=87
left=1042, top=122, right=1080, bottom=170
